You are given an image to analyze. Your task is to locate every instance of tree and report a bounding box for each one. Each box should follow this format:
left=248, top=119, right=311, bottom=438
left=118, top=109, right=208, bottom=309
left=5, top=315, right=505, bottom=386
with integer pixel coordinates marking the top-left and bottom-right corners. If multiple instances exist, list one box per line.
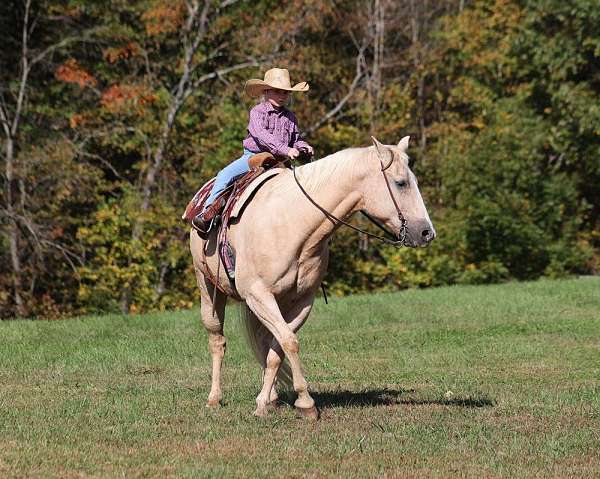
left=0, top=0, right=99, bottom=317
left=68, top=0, right=274, bottom=313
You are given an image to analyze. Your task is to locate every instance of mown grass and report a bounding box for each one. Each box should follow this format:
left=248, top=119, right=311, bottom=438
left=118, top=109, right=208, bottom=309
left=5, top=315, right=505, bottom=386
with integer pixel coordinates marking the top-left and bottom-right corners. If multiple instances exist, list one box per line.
left=1, top=278, right=599, bottom=478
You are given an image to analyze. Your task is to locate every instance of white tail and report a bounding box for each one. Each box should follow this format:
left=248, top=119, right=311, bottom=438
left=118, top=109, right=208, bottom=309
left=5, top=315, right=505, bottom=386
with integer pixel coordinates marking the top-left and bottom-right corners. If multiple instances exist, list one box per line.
left=239, top=303, right=292, bottom=390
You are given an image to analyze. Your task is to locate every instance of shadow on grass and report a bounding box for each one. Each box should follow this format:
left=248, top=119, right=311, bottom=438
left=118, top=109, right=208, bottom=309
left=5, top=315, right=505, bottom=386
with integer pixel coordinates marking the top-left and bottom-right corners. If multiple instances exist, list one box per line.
left=281, top=388, right=495, bottom=409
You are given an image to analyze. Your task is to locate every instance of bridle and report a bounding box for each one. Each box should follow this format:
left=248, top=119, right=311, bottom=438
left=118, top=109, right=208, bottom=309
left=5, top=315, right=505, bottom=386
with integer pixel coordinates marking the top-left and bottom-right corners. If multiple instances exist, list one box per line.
left=292, top=151, right=408, bottom=247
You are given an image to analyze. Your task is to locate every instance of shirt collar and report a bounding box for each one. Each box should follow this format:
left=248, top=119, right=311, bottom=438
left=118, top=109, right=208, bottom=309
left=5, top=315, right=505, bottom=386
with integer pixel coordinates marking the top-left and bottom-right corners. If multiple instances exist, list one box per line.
left=261, top=100, right=287, bottom=115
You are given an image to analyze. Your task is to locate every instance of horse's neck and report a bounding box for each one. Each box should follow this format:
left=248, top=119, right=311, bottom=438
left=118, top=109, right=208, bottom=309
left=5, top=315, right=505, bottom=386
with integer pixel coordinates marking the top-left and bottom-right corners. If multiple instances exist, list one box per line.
left=296, top=148, right=366, bottom=202
left=293, top=149, right=367, bottom=247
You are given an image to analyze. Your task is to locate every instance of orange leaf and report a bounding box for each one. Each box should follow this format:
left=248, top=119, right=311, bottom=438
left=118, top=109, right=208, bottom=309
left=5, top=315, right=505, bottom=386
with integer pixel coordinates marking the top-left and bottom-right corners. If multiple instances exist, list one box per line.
left=55, top=59, right=97, bottom=88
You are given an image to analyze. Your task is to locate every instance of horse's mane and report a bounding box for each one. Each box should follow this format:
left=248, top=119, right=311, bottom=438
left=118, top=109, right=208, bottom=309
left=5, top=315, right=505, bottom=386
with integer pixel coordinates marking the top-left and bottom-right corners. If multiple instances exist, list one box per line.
left=294, top=147, right=370, bottom=192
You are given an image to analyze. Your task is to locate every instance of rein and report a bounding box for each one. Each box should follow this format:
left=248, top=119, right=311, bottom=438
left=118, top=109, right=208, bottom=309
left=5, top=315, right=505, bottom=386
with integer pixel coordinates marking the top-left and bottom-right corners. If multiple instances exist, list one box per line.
left=291, top=154, right=408, bottom=247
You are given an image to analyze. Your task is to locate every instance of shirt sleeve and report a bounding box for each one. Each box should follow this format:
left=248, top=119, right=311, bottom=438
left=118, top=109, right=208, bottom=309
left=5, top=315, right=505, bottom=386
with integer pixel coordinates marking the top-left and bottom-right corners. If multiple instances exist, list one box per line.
left=247, top=108, right=290, bottom=157
left=290, top=114, right=311, bottom=151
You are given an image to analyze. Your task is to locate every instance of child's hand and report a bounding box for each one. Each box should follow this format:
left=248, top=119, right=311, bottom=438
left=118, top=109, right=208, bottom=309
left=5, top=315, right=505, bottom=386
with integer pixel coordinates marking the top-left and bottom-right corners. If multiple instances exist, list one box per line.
left=288, top=147, right=300, bottom=159
left=297, top=145, right=314, bottom=161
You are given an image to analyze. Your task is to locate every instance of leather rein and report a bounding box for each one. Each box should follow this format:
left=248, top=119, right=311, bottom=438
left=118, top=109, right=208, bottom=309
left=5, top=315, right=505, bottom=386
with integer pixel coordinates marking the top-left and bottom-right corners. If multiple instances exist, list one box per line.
left=292, top=153, right=408, bottom=247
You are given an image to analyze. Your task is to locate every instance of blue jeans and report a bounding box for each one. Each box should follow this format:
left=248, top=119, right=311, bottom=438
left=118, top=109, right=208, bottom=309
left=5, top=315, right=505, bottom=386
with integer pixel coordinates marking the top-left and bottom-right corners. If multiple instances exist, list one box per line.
left=203, top=149, right=254, bottom=209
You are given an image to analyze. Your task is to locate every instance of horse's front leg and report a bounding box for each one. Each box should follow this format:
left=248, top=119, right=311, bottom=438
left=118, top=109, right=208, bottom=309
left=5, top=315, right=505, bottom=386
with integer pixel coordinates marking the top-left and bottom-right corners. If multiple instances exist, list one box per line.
left=254, top=295, right=315, bottom=417
left=245, top=286, right=318, bottom=419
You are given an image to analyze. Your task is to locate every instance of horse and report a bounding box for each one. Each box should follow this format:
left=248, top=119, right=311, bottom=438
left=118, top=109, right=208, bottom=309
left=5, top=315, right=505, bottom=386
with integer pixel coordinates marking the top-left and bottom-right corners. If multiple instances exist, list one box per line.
left=189, top=136, right=435, bottom=419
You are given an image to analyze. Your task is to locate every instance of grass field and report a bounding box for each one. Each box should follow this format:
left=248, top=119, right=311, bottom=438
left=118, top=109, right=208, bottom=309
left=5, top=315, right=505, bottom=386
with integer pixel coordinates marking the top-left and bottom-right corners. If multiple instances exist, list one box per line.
left=1, top=278, right=599, bottom=478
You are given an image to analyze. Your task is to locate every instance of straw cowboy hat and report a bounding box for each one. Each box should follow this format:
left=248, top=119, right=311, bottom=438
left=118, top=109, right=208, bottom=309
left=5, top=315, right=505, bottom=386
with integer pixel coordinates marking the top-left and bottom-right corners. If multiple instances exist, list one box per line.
left=245, top=68, right=309, bottom=98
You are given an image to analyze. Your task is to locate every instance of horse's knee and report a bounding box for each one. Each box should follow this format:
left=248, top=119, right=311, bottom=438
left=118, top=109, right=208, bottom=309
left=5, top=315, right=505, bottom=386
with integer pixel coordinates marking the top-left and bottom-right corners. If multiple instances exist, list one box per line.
left=281, top=335, right=299, bottom=355
left=201, top=307, right=222, bottom=333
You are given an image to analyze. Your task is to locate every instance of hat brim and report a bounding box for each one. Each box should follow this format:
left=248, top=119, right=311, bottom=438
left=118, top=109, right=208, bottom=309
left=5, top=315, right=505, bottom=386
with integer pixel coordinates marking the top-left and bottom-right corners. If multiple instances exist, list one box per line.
left=244, top=80, right=309, bottom=98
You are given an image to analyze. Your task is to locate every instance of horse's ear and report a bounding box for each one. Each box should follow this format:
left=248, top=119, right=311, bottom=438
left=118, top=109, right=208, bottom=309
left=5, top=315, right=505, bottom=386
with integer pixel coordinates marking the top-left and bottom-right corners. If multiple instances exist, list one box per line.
left=371, top=136, right=393, bottom=164
left=398, top=136, right=410, bottom=152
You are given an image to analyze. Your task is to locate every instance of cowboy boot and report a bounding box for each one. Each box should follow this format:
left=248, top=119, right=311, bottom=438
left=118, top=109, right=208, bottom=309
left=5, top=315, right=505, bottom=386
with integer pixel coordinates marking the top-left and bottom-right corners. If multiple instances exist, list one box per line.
left=191, top=212, right=212, bottom=237
left=192, top=198, right=224, bottom=236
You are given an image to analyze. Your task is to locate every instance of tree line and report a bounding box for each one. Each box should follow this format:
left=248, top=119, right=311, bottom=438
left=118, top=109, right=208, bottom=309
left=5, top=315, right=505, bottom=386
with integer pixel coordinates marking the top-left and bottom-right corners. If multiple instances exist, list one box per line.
left=1, top=0, right=598, bottom=318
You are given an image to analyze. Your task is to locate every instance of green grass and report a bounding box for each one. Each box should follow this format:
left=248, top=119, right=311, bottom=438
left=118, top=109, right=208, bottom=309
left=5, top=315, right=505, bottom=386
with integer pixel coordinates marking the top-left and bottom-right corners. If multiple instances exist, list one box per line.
left=1, top=278, right=599, bottom=478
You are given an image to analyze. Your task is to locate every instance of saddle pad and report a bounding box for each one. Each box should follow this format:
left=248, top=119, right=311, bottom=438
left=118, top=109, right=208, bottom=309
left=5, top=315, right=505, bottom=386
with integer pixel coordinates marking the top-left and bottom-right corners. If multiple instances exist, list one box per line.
left=181, top=178, right=215, bottom=222
left=229, top=168, right=284, bottom=220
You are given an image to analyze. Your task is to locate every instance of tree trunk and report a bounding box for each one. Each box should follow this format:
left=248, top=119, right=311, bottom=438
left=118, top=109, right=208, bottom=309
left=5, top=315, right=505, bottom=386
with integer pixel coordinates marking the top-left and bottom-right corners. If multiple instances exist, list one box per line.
left=4, top=136, right=27, bottom=317
left=371, top=0, right=385, bottom=133
left=410, top=0, right=427, bottom=153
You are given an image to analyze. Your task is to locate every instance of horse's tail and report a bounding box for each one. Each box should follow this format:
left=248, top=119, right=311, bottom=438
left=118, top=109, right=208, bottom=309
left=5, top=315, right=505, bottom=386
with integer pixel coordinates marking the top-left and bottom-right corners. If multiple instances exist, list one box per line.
left=239, top=303, right=292, bottom=390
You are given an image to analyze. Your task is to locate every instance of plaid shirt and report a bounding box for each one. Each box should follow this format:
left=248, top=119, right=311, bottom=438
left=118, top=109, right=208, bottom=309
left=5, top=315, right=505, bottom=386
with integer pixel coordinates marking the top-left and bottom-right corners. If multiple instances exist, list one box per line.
left=242, top=101, right=310, bottom=156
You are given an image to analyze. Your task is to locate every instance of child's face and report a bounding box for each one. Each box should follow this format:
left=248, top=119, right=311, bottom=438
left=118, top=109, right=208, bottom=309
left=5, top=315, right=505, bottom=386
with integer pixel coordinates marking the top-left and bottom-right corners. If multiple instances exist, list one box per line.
left=265, top=88, right=290, bottom=108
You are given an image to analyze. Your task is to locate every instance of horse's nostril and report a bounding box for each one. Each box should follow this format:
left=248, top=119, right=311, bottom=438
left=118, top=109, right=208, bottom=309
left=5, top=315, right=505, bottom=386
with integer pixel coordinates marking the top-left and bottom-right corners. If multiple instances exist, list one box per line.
left=421, top=229, right=430, bottom=238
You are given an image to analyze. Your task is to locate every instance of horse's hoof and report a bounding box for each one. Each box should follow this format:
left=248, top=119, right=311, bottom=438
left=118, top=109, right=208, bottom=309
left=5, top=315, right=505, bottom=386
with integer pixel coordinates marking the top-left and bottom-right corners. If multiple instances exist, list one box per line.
left=253, top=407, right=269, bottom=418
left=296, top=405, right=319, bottom=421
left=205, top=399, right=221, bottom=408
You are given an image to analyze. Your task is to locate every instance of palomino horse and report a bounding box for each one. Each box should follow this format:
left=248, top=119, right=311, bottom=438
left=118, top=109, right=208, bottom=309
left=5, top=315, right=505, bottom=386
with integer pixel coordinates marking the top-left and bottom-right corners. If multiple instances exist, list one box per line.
left=189, top=136, right=435, bottom=419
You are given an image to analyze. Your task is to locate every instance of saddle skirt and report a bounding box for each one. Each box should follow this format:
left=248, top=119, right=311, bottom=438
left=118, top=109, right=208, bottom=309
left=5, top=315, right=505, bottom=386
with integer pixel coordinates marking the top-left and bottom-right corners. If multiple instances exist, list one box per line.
left=229, top=168, right=284, bottom=220
left=181, top=178, right=216, bottom=222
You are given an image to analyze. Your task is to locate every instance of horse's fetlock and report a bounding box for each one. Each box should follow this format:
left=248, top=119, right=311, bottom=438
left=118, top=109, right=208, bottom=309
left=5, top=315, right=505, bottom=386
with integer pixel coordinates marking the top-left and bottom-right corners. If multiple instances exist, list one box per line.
left=294, top=378, right=309, bottom=394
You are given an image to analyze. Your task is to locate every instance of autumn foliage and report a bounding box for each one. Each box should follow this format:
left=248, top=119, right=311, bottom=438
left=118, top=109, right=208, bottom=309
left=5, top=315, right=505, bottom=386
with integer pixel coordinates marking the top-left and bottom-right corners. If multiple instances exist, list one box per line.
left=100, top=84, right=157, bottom=113
left=1, top=0, right=598, bottom=318
left=141, top=1, right=185, bottom=36
left=55, top=59, right=97, bottom=88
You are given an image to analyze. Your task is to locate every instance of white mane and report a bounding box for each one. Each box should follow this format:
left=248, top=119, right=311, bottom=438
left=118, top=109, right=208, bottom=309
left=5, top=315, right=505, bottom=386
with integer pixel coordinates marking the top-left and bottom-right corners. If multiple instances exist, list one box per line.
left=294, top=147, right=373, bottom=192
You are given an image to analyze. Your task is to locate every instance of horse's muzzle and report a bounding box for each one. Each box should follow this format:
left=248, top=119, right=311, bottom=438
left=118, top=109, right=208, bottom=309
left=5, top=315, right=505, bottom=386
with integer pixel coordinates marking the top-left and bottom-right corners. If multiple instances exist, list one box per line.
left=404, top=221, right=436, bottom=247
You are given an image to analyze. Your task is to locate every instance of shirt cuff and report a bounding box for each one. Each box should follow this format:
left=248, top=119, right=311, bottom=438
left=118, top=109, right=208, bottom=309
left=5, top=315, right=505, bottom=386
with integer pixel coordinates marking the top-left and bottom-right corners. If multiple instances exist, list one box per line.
left=294, top=140, right=310, bottom=150
left=278, top=145, right=291, bottom=157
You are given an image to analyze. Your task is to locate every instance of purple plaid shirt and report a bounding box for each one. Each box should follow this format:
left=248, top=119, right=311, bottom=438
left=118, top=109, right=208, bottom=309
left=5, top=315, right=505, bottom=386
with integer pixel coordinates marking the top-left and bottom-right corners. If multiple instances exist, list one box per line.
left=242, top=101, right=310, bottom=156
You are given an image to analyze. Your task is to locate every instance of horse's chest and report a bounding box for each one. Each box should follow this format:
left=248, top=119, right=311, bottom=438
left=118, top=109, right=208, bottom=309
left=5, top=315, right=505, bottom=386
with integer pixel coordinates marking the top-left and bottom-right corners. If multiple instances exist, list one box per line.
left=294, top=253, right=328, bottom=293
left=259, top=253, right=327, bottom=299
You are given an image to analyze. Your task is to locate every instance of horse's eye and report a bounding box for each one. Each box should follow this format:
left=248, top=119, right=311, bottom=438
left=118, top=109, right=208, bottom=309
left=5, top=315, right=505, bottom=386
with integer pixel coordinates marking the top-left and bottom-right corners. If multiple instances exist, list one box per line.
left=396, top=180, right=408, bottom=188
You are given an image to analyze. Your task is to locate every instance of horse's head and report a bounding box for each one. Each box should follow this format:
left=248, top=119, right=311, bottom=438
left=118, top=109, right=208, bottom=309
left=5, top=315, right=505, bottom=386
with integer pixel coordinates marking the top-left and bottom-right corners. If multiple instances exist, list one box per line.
left=360, top=136, right=435, bottom=247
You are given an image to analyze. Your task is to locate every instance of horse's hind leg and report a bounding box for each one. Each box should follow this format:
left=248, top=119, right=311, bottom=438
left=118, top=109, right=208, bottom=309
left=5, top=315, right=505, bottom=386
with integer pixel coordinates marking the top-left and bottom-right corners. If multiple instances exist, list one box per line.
left=254, top=295, right=315, bottom=417
left=200, top=277, right=227, bottom=407
left=254, top=343, right=283, bottom=417
left=246, top=287, right=317, bottom=419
